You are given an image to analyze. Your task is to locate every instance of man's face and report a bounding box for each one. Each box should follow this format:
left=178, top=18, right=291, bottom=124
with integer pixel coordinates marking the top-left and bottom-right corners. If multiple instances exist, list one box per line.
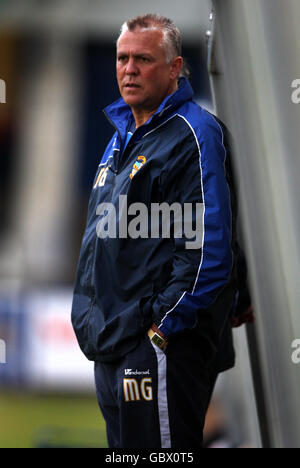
left=116, top=28, right=177, bottom=113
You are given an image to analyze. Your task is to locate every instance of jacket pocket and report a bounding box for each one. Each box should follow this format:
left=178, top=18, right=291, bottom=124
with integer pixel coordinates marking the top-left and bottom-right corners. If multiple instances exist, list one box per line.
left=71, top=293, right=102, bottom=361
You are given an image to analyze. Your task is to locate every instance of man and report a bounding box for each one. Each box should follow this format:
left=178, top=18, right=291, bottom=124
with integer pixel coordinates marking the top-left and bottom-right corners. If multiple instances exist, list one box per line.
left=71, top=14, right=252, bottom=448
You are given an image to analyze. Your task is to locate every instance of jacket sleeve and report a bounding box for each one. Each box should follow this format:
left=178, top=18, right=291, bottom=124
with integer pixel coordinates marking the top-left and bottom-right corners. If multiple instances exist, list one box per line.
left=147, top=114, right=234, bottom=337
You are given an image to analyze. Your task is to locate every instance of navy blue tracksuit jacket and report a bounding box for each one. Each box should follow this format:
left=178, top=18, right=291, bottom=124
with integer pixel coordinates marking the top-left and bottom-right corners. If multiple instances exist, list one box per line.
left=71, top=77, right=242, bottom=368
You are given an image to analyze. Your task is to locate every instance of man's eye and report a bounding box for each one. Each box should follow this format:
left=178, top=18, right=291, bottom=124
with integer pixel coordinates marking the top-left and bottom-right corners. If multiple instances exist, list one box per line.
left=118, top=56, right=127, bottom=62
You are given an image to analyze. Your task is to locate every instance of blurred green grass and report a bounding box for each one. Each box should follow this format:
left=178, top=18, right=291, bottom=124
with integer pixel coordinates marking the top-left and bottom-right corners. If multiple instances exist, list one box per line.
left=0, top=392, right=108, bottom=448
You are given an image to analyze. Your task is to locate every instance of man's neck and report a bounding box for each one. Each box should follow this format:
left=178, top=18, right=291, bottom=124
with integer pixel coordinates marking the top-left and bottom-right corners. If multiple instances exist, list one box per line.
left=132, top=109, right=157, bottom=129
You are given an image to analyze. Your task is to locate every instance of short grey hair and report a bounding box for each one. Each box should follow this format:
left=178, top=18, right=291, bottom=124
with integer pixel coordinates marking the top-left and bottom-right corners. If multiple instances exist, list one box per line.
left=117, top=14, right=182, bottom=64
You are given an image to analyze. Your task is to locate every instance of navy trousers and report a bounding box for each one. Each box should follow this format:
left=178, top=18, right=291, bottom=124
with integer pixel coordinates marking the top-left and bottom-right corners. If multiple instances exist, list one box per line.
left=94, top=331, right=218, bottom=449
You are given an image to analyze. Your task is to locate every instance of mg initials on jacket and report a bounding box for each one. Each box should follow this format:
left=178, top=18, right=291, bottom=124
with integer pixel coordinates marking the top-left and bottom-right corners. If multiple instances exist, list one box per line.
left=123, top=378, right=153, bottom=402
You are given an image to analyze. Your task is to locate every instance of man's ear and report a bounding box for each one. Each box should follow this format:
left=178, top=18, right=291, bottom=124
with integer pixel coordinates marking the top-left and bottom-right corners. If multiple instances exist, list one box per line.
left=170, top=56, right=183, bottom=80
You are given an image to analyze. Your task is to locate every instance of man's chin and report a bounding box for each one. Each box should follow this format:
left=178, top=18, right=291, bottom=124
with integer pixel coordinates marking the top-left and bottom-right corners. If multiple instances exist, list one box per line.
left=121, top=86, right=143, bottom=101
left=122, top=95, right=144, bottom=107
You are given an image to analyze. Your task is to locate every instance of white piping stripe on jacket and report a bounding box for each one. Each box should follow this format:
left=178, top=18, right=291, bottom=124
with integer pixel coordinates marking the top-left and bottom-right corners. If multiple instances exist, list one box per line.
left=151, top=342, right=171, bottom=448
left=142, top=114, right=177, bottom=139
left=158, top=113, right=205, bottom=330
left=176, top=114, right=205, bottom=295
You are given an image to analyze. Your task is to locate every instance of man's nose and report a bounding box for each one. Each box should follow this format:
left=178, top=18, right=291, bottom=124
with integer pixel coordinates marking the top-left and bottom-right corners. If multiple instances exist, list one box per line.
left=125, top=58, right=138, bottom=74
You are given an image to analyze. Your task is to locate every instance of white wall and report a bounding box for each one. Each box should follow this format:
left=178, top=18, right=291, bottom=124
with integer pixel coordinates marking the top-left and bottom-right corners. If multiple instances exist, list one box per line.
left=0, top=0, right=211, bottom=40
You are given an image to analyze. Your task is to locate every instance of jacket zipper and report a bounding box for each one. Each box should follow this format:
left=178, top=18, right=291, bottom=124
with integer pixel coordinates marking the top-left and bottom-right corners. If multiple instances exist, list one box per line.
left=103, top=110, right=124, bottom=173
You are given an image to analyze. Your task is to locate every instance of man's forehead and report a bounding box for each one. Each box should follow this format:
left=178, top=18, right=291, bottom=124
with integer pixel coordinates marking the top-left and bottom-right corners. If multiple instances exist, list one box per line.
left=117, top=28, right=164, bottom=54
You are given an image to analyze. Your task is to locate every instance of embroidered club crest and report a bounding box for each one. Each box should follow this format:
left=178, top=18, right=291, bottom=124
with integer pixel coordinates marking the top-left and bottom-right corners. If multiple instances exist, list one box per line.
left=130, top=156, right=147, bottom=179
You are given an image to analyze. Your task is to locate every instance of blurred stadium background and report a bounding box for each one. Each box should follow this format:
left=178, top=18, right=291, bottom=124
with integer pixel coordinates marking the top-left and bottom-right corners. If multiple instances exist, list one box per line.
left=1, top=0, right=300, bottom=449
left=0, top=0, right=222, bottom=449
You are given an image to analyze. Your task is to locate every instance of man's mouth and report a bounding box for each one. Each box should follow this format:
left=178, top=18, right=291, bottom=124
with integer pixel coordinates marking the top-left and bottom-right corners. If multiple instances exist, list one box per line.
left=124, top=83, right=140, bottom=88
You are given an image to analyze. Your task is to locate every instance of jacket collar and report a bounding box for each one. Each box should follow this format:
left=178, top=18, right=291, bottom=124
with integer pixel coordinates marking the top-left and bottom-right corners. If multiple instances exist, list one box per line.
left=103, top=77, right=194, bottom=143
